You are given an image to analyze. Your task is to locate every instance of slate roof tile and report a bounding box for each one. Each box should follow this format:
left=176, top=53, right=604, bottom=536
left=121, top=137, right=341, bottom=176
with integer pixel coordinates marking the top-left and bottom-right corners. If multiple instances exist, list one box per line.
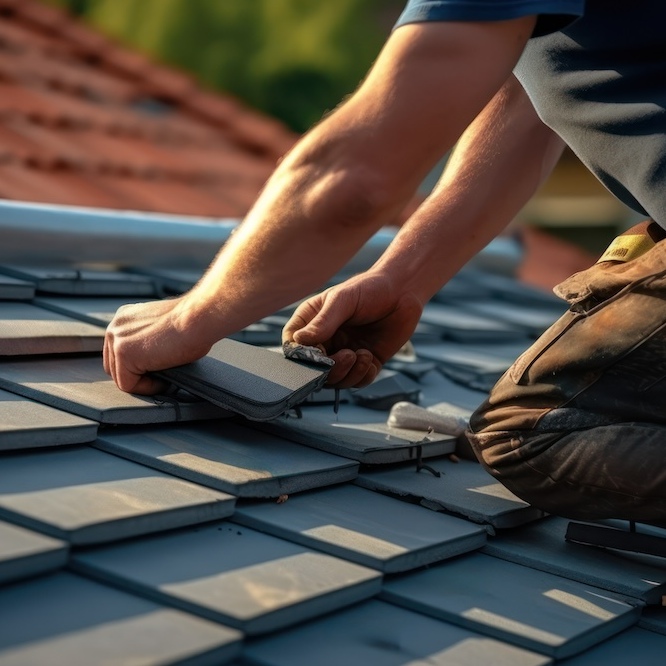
left=254, top=402, right=457, bottom=464
left=72, top=523, right=383, bottom=635
left=94, top=421, right=359, bottom=499
left=32, top=296, right=159, bottom=327
left=0, top=388, right=97, bottom=450
left=0, top=301, right=105, bottom=355
left=232, top=484, right=487, bottom=573
left=0, top=355, right=229, bottom=424
left=0, top=446, right=235, bottom=545
left=0, top=519, right=68, bottom=584
left=0, top=274, right=34, bottom=299
left=244, top=599, right=553, bottom=666
left=482, top=516, right=666, bottom=605
left=381, top=552, right=641, bottom=659
left=561, top=627, right=666, bottom=665
left=0, top=572, right=243, bottom=665
left=356, top=457, right=547, bottom=531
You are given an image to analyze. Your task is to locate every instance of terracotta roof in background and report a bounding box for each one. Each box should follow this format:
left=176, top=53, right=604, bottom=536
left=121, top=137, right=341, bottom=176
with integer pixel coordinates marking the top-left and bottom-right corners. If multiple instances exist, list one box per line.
left=0, top=0, right=298, bottom=217
left=517, top=225, right=598, bottom=292
left=0, top=0, right=598, bottom=292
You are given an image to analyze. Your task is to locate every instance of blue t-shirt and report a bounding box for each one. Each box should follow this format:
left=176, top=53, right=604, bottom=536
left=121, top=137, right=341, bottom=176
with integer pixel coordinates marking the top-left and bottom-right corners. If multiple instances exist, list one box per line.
left=395, top=0, right=666, bottom=225
left=395, top=1, right=584, bottom=36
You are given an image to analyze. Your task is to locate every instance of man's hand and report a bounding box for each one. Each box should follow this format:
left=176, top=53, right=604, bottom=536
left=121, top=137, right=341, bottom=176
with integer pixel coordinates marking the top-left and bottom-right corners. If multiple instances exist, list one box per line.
left=282, top=272, right=423, bottom=388
left=103, top=297, right=213, bottom=395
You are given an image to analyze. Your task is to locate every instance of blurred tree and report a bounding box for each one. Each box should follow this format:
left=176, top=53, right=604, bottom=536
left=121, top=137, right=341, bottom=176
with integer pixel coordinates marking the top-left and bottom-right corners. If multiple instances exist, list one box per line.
left=42, top=0, right=404, bottom=132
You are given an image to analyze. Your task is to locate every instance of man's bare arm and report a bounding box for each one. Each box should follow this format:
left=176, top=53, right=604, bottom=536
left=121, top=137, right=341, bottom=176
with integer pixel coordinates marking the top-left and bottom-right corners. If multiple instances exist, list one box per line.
left=105, top=17, right=537, bottom=393
left=371, top=73, right=566, bottom=304
left=287, top=75, right=566, bottom=387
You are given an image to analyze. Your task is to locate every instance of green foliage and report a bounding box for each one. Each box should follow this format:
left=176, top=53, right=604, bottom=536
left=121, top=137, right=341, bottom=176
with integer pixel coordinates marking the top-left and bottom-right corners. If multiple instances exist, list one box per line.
left=46, top=0, right=399, bottom=132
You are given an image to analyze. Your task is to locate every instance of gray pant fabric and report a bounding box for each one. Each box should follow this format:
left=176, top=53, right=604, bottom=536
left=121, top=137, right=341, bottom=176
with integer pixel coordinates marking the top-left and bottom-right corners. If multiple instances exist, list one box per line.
left=467, top=222, right=666, bottom=522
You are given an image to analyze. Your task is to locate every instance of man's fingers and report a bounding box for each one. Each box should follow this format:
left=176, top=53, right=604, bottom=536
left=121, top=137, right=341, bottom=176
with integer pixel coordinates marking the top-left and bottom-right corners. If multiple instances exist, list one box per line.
left=102, top=336, right=111, bottom=376
left=282, top=299, right=325, bottom=344
left=326, top=349, right=378, bottom=389
left=113, top=362, right=169, bottom=395
left=127, top=374, right=171, bottom=396
left=289, top=293, right=353, bottom=348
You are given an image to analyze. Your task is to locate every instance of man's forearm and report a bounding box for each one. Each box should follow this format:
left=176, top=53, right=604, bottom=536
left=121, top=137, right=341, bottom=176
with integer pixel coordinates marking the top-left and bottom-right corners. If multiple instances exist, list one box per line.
left=175, top=21, right=540, bottom=345
left=372, top=75, right=566, bottom=303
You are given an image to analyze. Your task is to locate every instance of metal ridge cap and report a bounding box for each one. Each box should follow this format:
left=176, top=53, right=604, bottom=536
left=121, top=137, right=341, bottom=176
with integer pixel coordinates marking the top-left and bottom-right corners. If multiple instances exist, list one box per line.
left=0, top=200, right=401, bottom=272
left=0, top=200, right=239, bottom=267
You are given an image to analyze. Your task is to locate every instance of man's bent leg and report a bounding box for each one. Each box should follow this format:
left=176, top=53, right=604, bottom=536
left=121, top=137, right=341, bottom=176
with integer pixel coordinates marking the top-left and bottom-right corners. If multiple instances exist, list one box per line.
left=467, top=221, right=666, bottom=522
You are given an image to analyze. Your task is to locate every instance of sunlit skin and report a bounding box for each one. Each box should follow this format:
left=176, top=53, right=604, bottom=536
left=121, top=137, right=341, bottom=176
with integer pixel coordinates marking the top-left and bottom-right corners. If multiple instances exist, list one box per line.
left=104, top=16, right=566, bottom=394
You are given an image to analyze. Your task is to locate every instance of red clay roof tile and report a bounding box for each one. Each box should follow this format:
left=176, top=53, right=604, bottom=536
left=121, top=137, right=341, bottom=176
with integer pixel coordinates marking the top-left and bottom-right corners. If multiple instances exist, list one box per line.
left=0, top=0, right=298, bottom=218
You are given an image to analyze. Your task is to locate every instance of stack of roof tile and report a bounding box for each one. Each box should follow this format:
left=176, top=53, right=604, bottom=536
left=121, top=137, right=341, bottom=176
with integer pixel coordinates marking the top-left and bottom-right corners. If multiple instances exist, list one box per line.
left=1, top=248, right=665, bottom=665
left=0, top=0, right=297, bottom=218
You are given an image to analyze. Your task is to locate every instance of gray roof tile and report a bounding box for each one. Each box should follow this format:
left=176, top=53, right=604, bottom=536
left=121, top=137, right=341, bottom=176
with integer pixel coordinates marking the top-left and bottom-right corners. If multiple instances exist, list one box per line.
left=482, top=516, right=666, bottom=604
left=638, top=607, right=666, bottom=635
left=420, top=302, right=529, bottom=342
left=562, top=627, right=666, bottom=664
left=244, top=599, right=552, bottom=666
left=32, top=295, right=158, bottom=326
left=0, top=572, right=243, bottom=665
left=381, top=552, right=640, bottom=659
left=155, top=339, right=330, bottom=421
left=233, top=484, right=486, bottom=572
left=94, top=420, right=358, bottom=498
left=0, top=388, right=97, bottom=450
left=0, top=274, right=34, bottom=299
left=457, top=269, right=565, bottom=308
left=0, top=301, right=105, bottom=355
left=417, top=368, right=488, bottom=411
left=0, top=265, right=157, bottom=296
left=0, top=520, right=68, bottom=584
left=415, top=340, right=532, bottom=392
left=254, top=403, right=456, bottom=464
left=460, top=299, right=561, bottom=337
left=0, top=355, right=230, bottom=423
left=126, top=267, right=203, bottom=294
left=72, top=522, right=382, bottom=635
left=357, top=457, right=546, bottom=530
left=0, top=446, right=235, bottom=544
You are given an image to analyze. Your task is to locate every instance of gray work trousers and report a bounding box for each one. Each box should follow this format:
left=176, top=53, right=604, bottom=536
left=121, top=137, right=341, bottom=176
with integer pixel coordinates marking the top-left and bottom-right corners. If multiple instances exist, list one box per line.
left=467, top=221, right=666, bottom=522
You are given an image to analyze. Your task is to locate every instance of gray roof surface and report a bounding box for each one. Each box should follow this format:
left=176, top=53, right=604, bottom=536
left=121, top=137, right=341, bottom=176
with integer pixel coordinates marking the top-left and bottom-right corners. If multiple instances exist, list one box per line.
left=1, top=250, right=665, bottom=665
